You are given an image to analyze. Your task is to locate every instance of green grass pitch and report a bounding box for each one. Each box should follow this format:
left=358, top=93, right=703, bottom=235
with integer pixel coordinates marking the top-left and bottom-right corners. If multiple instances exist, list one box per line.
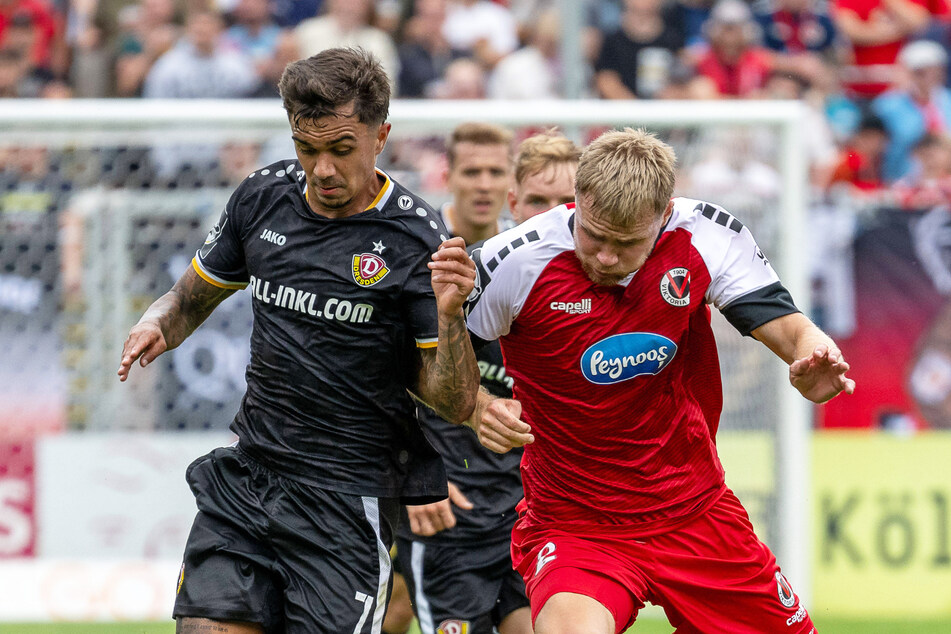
left=7, top=619, right=951, bottom=633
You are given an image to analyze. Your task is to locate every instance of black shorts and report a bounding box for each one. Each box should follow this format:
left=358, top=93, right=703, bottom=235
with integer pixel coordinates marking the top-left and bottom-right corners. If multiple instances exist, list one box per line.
left=173, top=446, right=398, bottom=633
left=395, top=536, right=529, bottom=634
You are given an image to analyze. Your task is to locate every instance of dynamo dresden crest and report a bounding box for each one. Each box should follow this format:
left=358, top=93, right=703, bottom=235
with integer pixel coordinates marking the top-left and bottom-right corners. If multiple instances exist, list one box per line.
left=352, top=253, right=390, bottom=287
left=437, top=620, right=469, bottom=634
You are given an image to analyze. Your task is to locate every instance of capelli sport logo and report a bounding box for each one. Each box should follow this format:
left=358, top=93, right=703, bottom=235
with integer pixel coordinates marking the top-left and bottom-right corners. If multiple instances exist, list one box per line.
left=352, top=253, right=390, bottom=287
left=660, top=267, right=690, bottom=307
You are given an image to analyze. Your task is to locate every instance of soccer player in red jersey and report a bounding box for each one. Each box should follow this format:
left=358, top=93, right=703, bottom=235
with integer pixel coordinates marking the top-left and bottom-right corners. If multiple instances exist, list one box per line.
left=463, top=128, right=854, bottom=634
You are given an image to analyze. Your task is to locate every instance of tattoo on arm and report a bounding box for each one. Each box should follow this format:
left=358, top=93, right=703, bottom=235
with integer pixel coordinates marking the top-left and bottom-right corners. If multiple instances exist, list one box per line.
left=416, top=310, right=479, bottom=424
left=140, top=266, right=235, bottom=350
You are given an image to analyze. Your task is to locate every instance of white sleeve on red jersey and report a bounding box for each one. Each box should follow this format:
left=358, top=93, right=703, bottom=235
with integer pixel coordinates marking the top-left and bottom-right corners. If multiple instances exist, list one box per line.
left=672, top=198, right=782, bottom=309
left=465, top=205, right=574, bottom=341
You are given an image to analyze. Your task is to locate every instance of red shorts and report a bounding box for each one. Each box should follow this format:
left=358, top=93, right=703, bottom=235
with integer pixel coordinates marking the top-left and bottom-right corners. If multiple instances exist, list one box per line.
left=511, top=489, right=815, bottom=634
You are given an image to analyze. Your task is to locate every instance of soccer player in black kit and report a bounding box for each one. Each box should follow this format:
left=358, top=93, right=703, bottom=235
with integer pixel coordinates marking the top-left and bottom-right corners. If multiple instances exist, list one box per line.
left=116, top=48, right=480, bottom=634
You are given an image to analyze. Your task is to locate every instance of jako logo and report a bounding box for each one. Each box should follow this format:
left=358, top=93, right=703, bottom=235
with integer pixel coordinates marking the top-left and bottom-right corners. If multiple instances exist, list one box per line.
left=259, top=229, right=286, bottom=245
left=580, top=332, right=676, bottom=384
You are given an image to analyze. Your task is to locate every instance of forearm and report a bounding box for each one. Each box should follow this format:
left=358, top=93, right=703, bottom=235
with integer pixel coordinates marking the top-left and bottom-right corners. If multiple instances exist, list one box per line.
left=418, top=310, right=480, bottom=424
left=882, top=0, right=929, bottom=32
left=753, top=312, right=836, bottom=365
left=138, top=267, right=232, bottom=350
left=834, top=13, right=903, bottom=44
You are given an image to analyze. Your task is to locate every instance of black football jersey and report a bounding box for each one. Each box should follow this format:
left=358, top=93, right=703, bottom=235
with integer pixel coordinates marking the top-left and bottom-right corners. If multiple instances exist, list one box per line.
left=193, top=159, right=451, bottom=499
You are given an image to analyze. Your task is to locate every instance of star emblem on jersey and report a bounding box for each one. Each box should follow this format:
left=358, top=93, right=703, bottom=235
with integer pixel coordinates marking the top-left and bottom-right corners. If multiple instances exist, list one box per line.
left=660, top=267, right=690, bottom=307
left=372, top=240, right=386, bottom=254
left=352, top=253, right=390, bottom=287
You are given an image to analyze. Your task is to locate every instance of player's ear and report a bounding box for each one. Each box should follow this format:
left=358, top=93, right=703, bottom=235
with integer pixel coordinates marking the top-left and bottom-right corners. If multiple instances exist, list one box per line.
left=375, top=122, right=391, bottom=155
left=507, top=188, right=519, bottom=224
left=663, top=199, right=674, bottom=223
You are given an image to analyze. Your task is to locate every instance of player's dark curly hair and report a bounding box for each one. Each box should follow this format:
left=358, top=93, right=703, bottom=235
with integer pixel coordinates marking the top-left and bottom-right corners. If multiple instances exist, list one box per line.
left=278, top=47, right=390, bottom=128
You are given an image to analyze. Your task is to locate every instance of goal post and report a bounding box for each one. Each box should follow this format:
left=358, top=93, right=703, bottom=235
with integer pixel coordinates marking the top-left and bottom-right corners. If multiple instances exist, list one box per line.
left=0, top=98, right=811, bottom=605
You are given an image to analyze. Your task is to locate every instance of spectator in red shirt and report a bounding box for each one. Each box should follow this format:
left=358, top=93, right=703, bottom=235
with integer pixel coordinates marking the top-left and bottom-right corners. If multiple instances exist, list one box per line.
left=833, top=0, right=930, bottom=99
left=829, top=112, right=890, bottom=196
left=0, top=0, right=60, bottom=71
left=692, top=0, right=773, bottom=97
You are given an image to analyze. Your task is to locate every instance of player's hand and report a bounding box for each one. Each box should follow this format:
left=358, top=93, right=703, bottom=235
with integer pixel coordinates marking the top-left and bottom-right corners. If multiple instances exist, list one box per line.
left=471, top=397, right=534, bottom=454
left=117, top=321, right=167, bottom=382
left=789, top=343, right=855, bottom=403
left=406, top=482, right=474, bottom=536
left=429, top=237, right=475, bottom=316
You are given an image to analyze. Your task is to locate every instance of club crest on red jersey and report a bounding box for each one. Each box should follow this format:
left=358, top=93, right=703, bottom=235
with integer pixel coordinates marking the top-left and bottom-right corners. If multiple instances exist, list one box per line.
left=775, top=572, right=796, bottom=608
left=352, top=253, right=390, bottom=287
left=437, top=619, right=470, bottom=634
left=660, top=267, right=690, bottom=307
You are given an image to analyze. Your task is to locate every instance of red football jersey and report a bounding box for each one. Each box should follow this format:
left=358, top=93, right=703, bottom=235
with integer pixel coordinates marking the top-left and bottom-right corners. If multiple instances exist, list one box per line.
left=466, top=199, right=797, bottom=536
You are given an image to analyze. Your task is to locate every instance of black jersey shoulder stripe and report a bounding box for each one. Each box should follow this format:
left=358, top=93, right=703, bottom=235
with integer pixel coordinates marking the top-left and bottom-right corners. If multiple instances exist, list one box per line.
left=720, top=281, right=799, bottom=336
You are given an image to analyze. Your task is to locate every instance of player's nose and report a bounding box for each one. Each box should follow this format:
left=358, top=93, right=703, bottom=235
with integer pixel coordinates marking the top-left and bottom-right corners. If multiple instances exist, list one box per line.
left=596, top=249, right=619, bottom=267
left=313, top=154, right=336, bottom=179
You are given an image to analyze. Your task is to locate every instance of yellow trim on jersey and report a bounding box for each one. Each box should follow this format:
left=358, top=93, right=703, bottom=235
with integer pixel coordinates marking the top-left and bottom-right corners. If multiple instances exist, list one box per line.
left=366, top=171, right=392, bottom=210
left=416, top=339, right=438, bottom=349
left=192, top=257, right=248, bottom=289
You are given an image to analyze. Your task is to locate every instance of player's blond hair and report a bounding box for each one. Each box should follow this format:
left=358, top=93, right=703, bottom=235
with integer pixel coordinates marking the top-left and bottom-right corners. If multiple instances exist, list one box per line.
left=514, top=129, right=581, bottom=186
left=575, top=128, right=676, bottom=225
left=447, top=122, right=514, bottom=168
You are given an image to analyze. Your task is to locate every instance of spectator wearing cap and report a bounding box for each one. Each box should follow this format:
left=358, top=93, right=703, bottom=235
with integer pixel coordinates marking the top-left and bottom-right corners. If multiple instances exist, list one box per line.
left=692, top=0, right=773, bottom=97
left=872, top=39, right=951, bottom=181
left=0, top=0, right=62, bottom=72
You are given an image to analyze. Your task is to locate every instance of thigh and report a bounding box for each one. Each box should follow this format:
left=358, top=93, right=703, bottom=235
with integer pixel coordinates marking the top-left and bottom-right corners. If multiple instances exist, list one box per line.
left=648, top=489, right=816, bottom=634
left=511, top=526, right=646, bottom=634
left=533, top=591, right=616, bottom=634
left=396, top=538, right=505, bottom=634
left=272, top=487, right=399, bottom=634
left=173, top=448, right=284, bottom=632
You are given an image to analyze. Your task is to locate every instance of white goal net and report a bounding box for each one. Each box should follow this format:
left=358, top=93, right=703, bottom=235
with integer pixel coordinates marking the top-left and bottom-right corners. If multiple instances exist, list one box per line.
left=0, top=98, right=812, bottom=610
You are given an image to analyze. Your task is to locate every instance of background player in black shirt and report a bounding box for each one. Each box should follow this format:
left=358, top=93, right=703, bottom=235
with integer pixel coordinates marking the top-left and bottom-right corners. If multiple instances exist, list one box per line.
left=390, top=127, right=580, bottom=634
left=117, top=48, right=479, bottom=634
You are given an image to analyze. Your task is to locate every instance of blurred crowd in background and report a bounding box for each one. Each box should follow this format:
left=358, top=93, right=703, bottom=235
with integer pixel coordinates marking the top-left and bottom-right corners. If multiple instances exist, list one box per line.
left=3, top=0, right=951, bottom=207
left=7, top=0, right=951, bottom=433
